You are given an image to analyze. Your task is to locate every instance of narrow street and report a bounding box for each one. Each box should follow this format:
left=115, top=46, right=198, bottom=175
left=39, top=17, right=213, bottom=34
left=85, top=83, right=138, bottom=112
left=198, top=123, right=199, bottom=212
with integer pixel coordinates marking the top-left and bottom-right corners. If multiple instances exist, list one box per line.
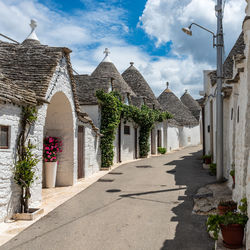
left=2, top=146, right=215, bottom=250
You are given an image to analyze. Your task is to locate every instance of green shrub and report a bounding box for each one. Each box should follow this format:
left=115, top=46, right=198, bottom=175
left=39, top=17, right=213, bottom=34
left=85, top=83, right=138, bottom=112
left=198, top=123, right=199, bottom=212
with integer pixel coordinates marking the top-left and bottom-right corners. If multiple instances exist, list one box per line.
left=202, top=154, right=212, bottom=160
left=209, top=163, right=216, bottom=176
left=158, top=147, right=166, bottom=154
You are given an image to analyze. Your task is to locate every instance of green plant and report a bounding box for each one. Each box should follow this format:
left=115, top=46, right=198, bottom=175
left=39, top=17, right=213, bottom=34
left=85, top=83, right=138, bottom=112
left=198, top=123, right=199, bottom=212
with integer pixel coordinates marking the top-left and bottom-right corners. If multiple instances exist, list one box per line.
left=207, top=212, right=248, bottom=240
left=239, top=198, right=247, bottom=215
left=158, top=147, right=166, bottom=154
left=96, top=90, right=172, bottom=167
left=14, top=106, right=38, bottom=213
left=209, top=163, right=216, bottom=176
left=202, top=154, right=212, bottom=160
left=230, top=170, right=235, bottom=177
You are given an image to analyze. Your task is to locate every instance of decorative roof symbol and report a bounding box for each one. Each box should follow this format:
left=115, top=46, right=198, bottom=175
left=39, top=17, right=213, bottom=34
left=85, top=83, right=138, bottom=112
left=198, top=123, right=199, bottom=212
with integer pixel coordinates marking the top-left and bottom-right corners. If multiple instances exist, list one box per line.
left=166, top=82, right=169, bottom=89
left=102, top=48, right=112, bottom=62
left=25, top=19, right=40, bottom=42
left=130, top=62, right=134, bottom=66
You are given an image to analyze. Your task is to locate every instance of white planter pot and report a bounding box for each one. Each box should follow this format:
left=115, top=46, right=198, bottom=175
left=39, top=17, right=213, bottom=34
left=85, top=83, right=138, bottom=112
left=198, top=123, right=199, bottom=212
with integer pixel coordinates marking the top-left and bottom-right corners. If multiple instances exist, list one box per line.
left=45, top=161, right=57, bottom=188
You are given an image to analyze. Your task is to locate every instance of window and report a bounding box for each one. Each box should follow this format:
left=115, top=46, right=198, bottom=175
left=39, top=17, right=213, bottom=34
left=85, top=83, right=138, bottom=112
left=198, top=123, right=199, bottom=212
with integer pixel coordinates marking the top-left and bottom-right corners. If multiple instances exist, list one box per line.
left=237, top=106, right=239, bottom=123
left=0, top=126, right=9, bottom=149
left=231, top=108, right=233, bottom=120
left=124, top=93, right=130, bottom=105
left=124, top=125, right=130, bottom=135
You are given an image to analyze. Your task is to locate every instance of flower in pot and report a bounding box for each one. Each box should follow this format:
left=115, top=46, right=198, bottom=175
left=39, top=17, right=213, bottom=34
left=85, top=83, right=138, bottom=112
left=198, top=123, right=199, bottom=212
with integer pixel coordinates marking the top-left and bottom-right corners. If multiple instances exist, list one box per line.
left=218, top=200, right=237, bottom=215
left=202, top=154, right=212, bottom=164
left=207, top=198, right=248, bottom=249
left=43, top=137, right=62, bottom=188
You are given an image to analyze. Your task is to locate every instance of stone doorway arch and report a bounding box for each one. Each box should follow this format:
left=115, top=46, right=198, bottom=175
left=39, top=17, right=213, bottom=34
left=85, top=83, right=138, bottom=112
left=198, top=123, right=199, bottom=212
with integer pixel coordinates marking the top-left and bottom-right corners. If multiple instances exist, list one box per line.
left=43, top=91, right=75, bottom=187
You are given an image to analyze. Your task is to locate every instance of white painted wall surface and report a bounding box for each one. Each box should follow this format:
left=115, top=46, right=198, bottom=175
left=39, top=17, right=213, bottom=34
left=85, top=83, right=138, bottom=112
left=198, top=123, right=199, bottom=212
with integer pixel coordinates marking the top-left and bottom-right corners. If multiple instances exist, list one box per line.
left=0, top=104, right=22, bottom=222
left=81, top=105, right=100, bottom=128
left=167, top=126, right=180, bottom=152
left=83, top=125, right=101, bottom=177
left=120, top=121, right=136, bottom=162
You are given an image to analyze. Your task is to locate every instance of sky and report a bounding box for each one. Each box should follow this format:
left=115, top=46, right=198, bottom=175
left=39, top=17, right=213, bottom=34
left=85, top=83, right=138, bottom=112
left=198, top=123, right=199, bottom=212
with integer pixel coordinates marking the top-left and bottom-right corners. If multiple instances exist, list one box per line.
left=0, top=0, right=246, bottom=98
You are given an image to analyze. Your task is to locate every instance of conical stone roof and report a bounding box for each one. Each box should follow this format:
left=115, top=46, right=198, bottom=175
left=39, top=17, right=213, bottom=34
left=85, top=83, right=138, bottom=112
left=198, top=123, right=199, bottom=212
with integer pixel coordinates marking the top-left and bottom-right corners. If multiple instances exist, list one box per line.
left=91, top=52, right=136, bottom=101
left=157, top=88, right=199, bottom=127
left=180, top=91, right=201, bottom=121
left=122, top=62, right=162, bottom=110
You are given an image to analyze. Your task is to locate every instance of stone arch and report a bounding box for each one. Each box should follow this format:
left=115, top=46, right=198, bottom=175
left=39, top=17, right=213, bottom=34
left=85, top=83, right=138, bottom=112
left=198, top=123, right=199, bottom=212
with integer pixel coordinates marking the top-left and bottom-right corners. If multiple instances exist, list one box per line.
left=43, top=91, right=74, bottom=187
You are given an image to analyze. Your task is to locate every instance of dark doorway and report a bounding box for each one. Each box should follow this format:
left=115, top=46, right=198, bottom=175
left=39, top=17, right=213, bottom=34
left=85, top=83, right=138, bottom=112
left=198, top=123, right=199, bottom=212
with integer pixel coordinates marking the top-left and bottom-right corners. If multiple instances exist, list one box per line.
left=157, top=130, right=162, bottom=148
left=210, top=100, right=214, bottom=160
left=78, top=126, right=85, bottom=179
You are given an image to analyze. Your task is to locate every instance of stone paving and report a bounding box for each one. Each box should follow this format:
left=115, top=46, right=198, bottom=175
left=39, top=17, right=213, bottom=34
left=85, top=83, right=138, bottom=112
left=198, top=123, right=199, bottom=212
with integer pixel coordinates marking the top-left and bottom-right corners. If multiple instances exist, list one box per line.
left=1, top=146, right=215, bottom=250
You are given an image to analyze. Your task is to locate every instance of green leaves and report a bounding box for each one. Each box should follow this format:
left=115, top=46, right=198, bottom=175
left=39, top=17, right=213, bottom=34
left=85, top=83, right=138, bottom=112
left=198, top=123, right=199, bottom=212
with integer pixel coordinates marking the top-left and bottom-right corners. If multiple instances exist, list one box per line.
left=96, top=90, right=172, bottom=166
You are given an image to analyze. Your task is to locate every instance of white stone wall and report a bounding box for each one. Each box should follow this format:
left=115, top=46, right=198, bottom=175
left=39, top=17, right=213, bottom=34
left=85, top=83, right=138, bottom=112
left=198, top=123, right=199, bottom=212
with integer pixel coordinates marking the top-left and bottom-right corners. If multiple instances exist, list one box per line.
left=179, top=125, right=201, bottom=148
left=166, top=126, right=180, bottom=152
left=120, top=121, right=136, bottom=162
left=0, top=104, right=22, bottom=222
left=83, top=124, right=101, bottom=177
left=81, top=105, right=100, bottom=128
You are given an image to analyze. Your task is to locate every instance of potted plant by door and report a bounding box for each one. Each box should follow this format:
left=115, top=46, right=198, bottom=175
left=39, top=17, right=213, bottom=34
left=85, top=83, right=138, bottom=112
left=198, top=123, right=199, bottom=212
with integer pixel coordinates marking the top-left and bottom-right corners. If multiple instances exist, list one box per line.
left=218, top=200, right=237, bottom=215
left=202, top=154, right=212, bottom=164
left=43, top=137, right=62, bottom=188
left=207, top=198, right=248, bottom=249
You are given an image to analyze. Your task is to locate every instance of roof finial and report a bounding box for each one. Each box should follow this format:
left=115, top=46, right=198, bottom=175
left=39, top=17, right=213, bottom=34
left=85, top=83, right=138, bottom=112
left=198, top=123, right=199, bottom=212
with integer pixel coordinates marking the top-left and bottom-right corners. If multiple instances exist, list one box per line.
left=104, top=48, right=110, bottom=56
left=185, top=89, right=188, bottom=93
left=166, top=82, right=169, bottom=89
left=25, top=19, right=39, bottom=42
left=130, top=62, right=134, bottom=66
left=102, top=48, right=112, bottom=62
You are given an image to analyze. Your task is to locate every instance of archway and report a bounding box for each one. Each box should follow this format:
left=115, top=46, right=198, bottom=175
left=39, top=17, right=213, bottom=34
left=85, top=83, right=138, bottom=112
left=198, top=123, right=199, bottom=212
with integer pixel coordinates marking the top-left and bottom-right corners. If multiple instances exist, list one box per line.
left=43, top=91, right=74, bottom=187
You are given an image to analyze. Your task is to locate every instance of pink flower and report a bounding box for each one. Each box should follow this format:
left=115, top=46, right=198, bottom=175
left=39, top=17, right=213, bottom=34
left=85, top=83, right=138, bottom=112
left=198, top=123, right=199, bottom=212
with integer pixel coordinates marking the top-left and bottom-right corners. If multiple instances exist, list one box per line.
left=45, top=147, right=49, bottom=150
left=45, top=159, right=48, bottom=162
left=49, top=138, right=54, bottom=143
left=48, top=155, right=51, bottom=158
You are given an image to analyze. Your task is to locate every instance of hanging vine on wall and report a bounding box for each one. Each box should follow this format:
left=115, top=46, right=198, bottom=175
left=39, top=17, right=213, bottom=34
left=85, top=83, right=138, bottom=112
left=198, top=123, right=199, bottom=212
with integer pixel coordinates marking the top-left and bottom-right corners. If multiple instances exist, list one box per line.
left=96, top=90, right=172, bottom=167
left=14, top=106, right=39, bottom=213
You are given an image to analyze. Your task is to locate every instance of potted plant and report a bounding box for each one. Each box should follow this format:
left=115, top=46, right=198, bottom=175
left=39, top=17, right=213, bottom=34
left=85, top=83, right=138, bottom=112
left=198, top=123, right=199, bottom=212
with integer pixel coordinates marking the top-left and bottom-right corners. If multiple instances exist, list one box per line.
left=207, top=198, right=248, bottom=249
left=202, top=154, right=212, bottom=164
left=158, top=147, right=166, bottom=154
left=43, top=137, right=62, bottom=188
left=218, top=200, right=237, bottom=215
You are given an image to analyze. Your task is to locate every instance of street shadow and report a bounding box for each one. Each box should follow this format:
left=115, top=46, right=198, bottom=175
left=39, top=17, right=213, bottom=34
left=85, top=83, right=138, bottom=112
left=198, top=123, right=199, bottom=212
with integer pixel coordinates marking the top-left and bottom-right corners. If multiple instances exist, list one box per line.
left=160, top=150, right=215, bottom=250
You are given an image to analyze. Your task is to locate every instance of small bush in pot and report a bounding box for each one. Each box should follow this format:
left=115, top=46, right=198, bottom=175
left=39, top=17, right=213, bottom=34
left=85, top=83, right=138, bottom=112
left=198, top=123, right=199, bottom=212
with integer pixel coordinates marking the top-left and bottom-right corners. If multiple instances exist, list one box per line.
left=207, top=198, right=248, bottom=249
left=202, top=154, right=212, bottom=164
left=218, top=200, right=237, bottom=215
left=158, top=147, right=166, bottom=154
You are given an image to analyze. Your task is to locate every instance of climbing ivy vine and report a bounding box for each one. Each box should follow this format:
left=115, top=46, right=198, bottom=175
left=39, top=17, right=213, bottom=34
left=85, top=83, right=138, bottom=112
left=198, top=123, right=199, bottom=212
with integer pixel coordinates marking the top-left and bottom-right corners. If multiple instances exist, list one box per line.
left=96, top=90, right=172, bottom=168
left=14, top=106, right=39, bottom=213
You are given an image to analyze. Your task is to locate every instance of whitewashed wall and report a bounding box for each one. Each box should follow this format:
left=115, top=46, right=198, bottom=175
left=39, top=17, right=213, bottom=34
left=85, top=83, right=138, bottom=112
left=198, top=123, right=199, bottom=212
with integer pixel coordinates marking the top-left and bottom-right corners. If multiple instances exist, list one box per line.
left=0, top=104, right=22, bottom=222
left=83, top=124, right=101, bottom=177
left=82, top=105, right=100, bottom=128
left=166, top=126, right=180, bottom=152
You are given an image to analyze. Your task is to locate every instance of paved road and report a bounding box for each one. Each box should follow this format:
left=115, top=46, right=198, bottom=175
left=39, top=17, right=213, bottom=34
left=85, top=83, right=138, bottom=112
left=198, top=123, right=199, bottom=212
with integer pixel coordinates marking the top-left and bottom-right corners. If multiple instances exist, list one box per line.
left=2, top=146, right=215, bottom=250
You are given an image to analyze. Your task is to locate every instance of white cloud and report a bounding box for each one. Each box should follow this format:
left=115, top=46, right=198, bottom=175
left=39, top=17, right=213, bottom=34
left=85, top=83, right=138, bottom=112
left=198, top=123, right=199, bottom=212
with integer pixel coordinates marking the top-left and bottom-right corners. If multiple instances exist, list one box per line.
left=138, top=0, right=246, bottom=64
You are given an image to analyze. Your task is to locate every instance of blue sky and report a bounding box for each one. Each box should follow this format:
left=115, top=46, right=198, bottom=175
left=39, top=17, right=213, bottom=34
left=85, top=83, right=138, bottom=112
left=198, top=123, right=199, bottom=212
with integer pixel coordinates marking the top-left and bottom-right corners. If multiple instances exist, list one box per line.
left=0, top=0, right=246, bottom=98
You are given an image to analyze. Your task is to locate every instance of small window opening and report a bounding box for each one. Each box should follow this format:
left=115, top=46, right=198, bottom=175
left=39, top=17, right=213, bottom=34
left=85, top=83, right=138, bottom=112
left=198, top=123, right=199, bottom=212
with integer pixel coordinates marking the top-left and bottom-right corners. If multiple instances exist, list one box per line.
left=0, top=126, right=9, bottom=149
left=231, top=108, right=233, bottom=120
left=124, top=125, right=130, bottom=135
left=237, top=106, right=239, bottom=123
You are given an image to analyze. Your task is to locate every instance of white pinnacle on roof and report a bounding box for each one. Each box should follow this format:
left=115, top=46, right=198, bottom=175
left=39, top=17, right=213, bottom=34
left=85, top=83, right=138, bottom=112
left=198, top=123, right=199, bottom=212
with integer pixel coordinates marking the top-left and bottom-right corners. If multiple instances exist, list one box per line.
left=102, top=48, right=112, bottom=62
left=25, top=19, right=39, bottom=41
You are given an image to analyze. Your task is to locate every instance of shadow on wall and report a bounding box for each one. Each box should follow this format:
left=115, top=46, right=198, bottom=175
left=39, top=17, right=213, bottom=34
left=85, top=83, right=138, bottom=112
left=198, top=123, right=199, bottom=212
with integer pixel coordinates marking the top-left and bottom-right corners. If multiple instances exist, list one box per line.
left=160, top=150, right=215, bottom=250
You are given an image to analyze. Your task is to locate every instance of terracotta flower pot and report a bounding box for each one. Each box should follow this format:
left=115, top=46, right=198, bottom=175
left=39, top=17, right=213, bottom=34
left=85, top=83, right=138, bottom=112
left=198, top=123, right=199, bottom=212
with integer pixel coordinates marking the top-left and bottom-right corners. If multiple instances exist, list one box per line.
left=218, top=204, right=237, bottom=215
left=205, top=158, right=211, bottom=164
left=45, top=161, right=57, bottom=188
left=220, top=224, right=244, bottom=249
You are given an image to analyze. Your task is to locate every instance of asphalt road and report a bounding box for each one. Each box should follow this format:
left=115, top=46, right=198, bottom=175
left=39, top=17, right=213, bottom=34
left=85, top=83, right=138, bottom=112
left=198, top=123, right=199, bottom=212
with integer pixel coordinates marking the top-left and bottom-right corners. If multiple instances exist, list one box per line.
left=2, top=146, right=215, bottom=250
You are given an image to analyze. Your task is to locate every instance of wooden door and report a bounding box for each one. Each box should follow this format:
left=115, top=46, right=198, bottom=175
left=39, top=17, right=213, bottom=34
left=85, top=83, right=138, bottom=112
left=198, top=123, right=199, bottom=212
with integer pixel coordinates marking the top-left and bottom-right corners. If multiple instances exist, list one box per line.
left=134, top=127, right=138, bottom=159
left=157, top=130, right=162, bottom=148
left=78, top=126, right=85, bottom=179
